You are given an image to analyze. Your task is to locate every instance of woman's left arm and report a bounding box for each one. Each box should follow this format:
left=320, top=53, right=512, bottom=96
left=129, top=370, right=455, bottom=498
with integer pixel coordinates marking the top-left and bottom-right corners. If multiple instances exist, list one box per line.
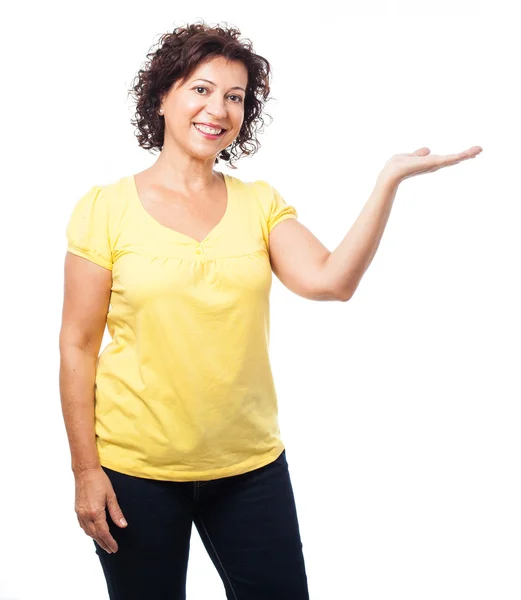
left=269, top=145, right=482, bottom=302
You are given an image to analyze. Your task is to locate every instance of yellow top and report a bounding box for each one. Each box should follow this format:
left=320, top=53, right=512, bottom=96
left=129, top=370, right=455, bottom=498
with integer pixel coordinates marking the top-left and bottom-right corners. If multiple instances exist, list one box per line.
left=65, top=173, right=298, bottom=481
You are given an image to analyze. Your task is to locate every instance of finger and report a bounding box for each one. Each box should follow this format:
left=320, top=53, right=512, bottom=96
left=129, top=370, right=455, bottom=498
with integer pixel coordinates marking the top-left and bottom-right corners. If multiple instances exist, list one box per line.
left=466, top=145, right=483, bottom=156
left=78, top=514, right=97, bottom=538
left=90, top=518, right=116, bottom=553
left=96, top=529, right=119, bottom=554
left=94, top=516, right=119, bottom=553
left=443, top=146, right=483, bottom=164
left=94, top=535, right=114, bottom=554
left=445, top=154, right=466, bottom=166
left=431, top=152, right=467, bottom=168
left=78, top=515, right=112, bottom=554
left=454, top=149, right=478, bottom=161
left=106, top=493, right=128, bottom=529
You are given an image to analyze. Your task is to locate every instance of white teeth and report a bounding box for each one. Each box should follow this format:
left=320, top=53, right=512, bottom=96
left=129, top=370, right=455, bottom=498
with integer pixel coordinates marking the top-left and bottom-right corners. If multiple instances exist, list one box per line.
left=194, top=123, right=223, bottom=135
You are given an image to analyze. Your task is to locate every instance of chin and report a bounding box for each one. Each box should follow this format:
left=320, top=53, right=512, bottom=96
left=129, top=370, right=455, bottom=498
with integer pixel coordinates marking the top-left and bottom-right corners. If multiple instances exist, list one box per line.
left=188, top=148, right=223, bottom=161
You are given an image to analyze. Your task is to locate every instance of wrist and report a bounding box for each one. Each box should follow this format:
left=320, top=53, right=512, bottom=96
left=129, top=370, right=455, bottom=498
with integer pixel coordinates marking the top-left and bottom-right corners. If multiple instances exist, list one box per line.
left=72, top=461, right=101, bottom=476
left=377, top=167, right=402, bottom=190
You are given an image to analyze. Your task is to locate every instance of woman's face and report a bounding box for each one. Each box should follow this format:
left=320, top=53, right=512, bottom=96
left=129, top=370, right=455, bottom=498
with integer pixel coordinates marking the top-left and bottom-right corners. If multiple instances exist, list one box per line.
left=159, top=55, right=248, bottom=162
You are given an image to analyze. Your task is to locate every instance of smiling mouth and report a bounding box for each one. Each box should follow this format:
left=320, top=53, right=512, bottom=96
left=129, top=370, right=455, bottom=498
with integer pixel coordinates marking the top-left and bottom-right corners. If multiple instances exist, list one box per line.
left=193, top=123, right=227, bottom=137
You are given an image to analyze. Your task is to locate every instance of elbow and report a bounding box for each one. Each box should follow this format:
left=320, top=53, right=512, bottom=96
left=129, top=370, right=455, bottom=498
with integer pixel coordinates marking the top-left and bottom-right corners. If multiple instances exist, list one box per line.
left=337, top=290, right=353, bottom=302
left=333, top=285, right=354, bottom=302
left=320, top=262, right=354, bottom=302
left=300, top=269, right=354, bottom=302
left=309, top=284, right=353, bottom=303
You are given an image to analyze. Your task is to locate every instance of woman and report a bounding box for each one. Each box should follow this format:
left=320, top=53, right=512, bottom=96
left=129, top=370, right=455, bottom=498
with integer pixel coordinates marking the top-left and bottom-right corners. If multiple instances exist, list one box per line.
left=59, top=20, right=482, bottom=600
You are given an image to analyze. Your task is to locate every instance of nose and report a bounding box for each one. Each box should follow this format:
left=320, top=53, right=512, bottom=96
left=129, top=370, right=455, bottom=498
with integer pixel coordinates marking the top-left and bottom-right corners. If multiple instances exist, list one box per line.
left=205, top=99, right=227, bottom=120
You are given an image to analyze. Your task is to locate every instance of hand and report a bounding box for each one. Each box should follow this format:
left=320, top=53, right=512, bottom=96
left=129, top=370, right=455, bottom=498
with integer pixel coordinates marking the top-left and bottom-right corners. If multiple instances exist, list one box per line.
left=74, top=466, right=128, bottom=554
left=381, top=145, right=483, bottom=185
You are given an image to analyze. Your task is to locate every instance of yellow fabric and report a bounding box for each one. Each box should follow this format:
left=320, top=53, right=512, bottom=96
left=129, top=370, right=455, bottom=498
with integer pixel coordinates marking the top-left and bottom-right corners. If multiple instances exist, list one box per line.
left=65, top=173, right=298, bottom=481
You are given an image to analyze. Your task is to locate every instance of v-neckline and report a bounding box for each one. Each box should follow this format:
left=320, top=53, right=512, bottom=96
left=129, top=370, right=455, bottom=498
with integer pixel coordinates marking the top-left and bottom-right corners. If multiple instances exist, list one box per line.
left=129, top=172, right=232, bottom=245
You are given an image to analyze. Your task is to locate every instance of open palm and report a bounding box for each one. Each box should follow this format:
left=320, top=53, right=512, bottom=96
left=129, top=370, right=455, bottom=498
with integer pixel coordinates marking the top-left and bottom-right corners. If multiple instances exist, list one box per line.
left=383, top=146, right=483, bottom=184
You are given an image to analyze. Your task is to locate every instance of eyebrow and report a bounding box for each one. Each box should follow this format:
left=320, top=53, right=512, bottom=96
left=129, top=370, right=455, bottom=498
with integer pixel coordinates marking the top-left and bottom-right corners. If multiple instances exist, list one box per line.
left=192, top=78, right=246, bottom=92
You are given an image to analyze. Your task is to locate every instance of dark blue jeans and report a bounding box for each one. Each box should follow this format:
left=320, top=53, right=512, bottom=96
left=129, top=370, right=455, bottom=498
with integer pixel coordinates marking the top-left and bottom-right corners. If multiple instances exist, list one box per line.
left=94, top=450, right=310, bottom=599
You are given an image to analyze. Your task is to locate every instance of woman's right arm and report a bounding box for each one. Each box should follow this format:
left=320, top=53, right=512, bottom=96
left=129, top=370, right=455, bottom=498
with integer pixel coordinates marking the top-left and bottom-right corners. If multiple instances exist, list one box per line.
left=59, top=251, right=111, bottom=472
left=59, top=252, right=127, bottom=554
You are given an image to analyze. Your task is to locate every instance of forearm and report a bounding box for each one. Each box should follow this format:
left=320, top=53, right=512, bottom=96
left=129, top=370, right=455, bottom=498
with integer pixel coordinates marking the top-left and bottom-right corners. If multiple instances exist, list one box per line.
left=324, top=172, right=400, bottom=300
left=59, top=346, right=101, bottom=474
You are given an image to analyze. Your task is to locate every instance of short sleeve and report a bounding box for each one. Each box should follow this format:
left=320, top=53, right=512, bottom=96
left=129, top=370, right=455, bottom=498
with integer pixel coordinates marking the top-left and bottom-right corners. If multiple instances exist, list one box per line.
left=66, top=185, right=113, bottom=270
left=267, top=185, right=298, bottom=234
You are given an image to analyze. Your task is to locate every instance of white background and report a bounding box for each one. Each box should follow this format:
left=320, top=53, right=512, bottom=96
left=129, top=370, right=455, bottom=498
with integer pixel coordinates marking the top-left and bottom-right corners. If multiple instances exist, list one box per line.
left=2, top=0, right=519, bottom=598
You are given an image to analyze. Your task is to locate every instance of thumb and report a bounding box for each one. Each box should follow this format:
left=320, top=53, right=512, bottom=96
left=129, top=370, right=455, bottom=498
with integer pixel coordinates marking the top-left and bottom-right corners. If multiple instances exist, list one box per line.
left=412, top=147, right=431, bottom=156
left=106, top=493, right=128, bottom=528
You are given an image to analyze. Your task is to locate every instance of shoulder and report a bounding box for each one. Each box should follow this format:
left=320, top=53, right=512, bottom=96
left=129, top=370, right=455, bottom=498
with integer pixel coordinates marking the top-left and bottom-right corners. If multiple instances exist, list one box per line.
left=98, top=175, right=130, bottom=208
left=225, top=173, right=297, bottom=232
left=72, top=175, right=125, bottom=205
left=224, top=173, right=275, bottom=211
left=67, top=176, right=130, bottom=236
left=81, top=177, right=131, bottom=226
left=224, top=173, right=271, bottom=191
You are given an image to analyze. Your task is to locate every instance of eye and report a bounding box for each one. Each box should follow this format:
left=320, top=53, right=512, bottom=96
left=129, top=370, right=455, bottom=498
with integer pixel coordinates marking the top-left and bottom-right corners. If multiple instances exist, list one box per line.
left=229, top=95, right=244, bottom=103
left=194, top=86, right=208, bottom=94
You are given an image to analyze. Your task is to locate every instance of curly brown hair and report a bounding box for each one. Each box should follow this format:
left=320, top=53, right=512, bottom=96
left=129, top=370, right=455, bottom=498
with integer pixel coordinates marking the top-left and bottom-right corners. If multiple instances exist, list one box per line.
left=127, top=20, right=274, bottom=169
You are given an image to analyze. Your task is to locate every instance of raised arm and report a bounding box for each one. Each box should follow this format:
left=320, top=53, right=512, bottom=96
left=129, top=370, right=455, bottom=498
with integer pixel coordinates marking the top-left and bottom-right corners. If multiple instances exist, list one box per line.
left=269, top=145, right=482, bottom=302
